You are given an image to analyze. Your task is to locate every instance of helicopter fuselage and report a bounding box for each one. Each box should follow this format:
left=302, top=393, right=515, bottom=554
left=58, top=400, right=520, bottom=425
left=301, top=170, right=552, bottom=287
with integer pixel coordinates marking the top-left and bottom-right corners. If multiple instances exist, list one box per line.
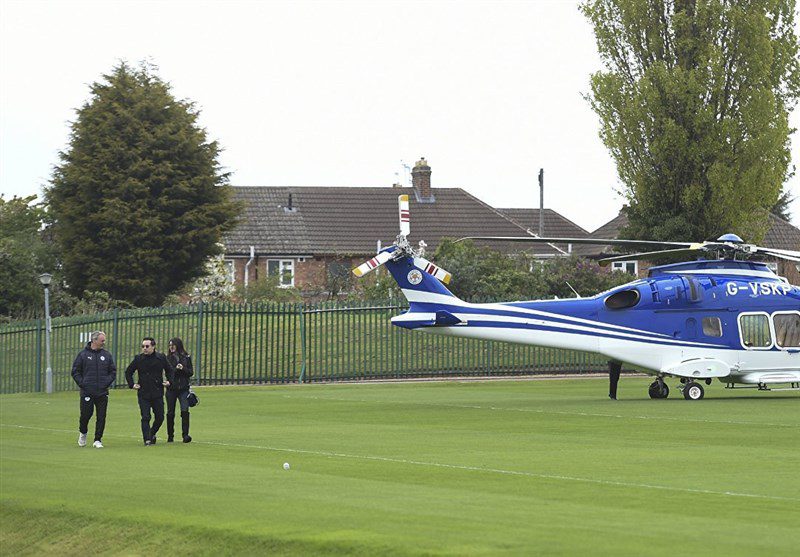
left=389, top=258, right=800, bottom=387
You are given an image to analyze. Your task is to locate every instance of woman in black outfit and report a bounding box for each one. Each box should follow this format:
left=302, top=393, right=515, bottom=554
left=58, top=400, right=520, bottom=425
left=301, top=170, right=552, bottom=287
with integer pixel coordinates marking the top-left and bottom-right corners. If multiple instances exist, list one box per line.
left=166, top=337, right=194, bottom=442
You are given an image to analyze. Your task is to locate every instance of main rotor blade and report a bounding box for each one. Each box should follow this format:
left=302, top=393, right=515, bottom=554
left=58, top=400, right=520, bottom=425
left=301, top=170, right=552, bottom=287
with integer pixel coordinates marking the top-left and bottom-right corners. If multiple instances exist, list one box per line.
left=456, top=236, right=695, bottom=250
left=752, top=246, right=800, bottom=262
left=598, top=248, right=705, bottom=267
left=398, top=194, right=410, bottom=237
left=352, top=250, right=393, bottom=277
left=413, top=256, right=452, bottom=284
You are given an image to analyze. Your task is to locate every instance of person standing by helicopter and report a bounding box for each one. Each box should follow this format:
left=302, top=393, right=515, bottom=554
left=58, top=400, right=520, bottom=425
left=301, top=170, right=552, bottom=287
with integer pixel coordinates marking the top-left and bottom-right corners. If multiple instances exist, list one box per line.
left=125, top=337, right=171, bottom=446
left=165, top=337, right=194, bottom=443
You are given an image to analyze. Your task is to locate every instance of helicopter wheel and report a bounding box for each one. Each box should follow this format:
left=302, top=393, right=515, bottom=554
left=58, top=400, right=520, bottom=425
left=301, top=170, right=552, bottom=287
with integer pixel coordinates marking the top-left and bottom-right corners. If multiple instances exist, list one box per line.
left=683, top=381, right=704, bottom=400
left=648, top=380, right=669, bottom=399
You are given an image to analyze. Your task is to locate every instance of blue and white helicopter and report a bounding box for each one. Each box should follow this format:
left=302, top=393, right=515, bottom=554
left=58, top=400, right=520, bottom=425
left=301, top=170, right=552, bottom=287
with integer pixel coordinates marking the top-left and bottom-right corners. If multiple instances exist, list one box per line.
left=353, top=195, right=800, bottom=400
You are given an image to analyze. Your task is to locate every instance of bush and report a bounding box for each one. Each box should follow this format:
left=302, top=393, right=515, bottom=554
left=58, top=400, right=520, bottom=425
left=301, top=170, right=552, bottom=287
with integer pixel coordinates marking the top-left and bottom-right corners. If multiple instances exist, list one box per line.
left=433, top=239, right=632, bottom=301
left=234, top=276, right=301, bottom=303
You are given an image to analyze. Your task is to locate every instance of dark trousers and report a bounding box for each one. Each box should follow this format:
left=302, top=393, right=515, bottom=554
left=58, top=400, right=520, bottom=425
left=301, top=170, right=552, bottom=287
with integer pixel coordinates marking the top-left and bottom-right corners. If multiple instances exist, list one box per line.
left=138, top=393, right=164, bottom=441
left=608, top=360, right=622, bottom=399
left=166, top=389, right=190, bottom=439
left=79, top=394, right=109, bottom=441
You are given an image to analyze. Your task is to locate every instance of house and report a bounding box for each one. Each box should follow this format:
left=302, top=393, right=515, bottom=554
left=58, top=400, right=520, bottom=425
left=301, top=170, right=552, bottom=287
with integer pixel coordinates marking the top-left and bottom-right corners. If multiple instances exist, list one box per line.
left=223, top=158, right=577, bottom=295
left=582, top=210, right=800, bottom=283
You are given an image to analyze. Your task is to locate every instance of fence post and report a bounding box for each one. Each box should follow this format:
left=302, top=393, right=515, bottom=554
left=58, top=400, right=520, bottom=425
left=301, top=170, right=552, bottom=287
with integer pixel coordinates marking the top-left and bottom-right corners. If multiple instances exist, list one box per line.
left=35, top=319, right=43, bottom=392
left=195, top=301, right=204, bottom=384
left=298, top=303, right=307, bottom=383
left=112, top=308, right=119, bottom=366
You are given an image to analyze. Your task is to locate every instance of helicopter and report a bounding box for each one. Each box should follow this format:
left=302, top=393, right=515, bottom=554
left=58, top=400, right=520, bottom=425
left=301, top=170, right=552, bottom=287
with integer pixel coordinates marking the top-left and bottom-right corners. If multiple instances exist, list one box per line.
left=353, top=195, right=800, bottom=400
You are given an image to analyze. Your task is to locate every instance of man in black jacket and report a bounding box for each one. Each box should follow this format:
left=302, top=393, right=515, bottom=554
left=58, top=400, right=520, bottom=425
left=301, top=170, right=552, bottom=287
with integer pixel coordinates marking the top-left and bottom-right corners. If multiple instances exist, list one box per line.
left=71, top=331, right=117, bottom=448
left=125, top=337, right=172, bottom=446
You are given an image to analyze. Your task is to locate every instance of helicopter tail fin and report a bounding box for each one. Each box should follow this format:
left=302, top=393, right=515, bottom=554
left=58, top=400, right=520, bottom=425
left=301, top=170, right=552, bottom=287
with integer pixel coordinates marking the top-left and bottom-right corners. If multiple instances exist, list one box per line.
left=382, top=253, right=465, bottom=329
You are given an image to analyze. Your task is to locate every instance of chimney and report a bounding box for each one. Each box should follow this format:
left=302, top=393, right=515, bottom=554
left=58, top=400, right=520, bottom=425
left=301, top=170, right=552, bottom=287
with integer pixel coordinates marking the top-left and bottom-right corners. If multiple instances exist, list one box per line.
left=411, top=157, right=433, bottom=201
left=283, top=192, right=297, bottom=213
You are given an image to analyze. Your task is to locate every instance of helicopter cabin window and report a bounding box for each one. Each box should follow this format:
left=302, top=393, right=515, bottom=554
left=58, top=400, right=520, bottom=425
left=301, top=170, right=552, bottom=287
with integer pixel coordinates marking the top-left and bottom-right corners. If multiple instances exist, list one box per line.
left=611, top=261, right=638, bottom=276
left=702, top=317, right=722, bottom=337
left=267, top=259, right=295, bottom=288
left=774, top=312, right=800, bottom=348
left=604, top=289, right=640, bottom=309
left=738, top=313, right=772, bottom=349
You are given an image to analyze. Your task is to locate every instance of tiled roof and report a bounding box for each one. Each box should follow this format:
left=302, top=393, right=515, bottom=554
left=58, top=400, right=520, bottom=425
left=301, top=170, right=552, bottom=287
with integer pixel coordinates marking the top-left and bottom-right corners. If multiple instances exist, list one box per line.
left=496, top=208, right=590, bottom=256
left=582, top=211, right=630, bottom=257
left=496, top=208, right=589, bottom=237
left=224, top=186, right=565, bottom=257
left=764, top=213, right=800, bottom=251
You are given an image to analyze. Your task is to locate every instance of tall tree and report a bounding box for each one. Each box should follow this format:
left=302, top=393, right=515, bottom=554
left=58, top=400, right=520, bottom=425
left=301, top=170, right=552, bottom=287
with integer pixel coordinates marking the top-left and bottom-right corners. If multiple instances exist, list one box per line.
left=0, top=195, right=55, bottom=318
left=581, top=0, right=800, bottom=242
left=46, top=62, right=240, bottom=307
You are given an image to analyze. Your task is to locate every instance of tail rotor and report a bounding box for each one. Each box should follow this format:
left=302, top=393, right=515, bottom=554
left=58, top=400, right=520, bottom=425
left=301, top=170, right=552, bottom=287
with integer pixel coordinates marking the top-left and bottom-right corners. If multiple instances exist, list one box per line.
left=352, top=194, right=452, bottom=283
left=398, top=194, right=411, bottom=237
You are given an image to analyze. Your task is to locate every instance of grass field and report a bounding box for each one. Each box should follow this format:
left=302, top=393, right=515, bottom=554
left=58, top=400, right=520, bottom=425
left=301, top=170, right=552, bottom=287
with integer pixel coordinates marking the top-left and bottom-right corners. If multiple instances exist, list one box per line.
left=1, top=377, right=798, bottom=556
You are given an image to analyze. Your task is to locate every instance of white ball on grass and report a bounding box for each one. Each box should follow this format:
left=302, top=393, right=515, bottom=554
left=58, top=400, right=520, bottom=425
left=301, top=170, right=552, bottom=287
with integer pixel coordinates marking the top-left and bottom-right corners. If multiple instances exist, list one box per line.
left=283, top=462, right=290, bottom=470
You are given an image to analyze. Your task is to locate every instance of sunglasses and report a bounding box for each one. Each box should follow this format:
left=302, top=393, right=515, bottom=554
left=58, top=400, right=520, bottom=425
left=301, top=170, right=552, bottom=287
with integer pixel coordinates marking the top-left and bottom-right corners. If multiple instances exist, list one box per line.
left=141, top=344, right=152, bottom=348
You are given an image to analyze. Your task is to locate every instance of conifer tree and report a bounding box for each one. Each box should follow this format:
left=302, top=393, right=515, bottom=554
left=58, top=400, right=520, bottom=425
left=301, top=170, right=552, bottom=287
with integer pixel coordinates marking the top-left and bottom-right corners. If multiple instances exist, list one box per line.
left=46, top=62, right=239, bottom=306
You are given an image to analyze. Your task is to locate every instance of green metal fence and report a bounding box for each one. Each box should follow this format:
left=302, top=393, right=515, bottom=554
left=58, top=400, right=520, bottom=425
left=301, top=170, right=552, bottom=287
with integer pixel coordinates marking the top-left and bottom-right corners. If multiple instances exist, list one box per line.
left=0, top=301, right=610, bottom=394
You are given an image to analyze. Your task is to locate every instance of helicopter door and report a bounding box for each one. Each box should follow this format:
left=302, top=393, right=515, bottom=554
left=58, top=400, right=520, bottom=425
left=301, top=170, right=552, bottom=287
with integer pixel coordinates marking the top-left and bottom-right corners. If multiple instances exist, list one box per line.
left=737, top=312, right=774, bottom=374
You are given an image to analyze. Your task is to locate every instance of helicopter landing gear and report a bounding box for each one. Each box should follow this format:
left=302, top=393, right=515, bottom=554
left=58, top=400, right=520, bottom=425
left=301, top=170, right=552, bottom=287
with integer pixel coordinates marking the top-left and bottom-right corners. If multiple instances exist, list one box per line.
left=683, top=381, right=705, bottom=400
left=648, top=378, right=669, bottom=399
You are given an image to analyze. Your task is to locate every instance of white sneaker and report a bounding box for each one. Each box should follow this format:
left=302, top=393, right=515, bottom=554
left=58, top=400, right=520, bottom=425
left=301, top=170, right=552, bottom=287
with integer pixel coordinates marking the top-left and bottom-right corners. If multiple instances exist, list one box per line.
left=93, top=440, right=103, bottom=449
left=78, top=433, right=87, bottom=447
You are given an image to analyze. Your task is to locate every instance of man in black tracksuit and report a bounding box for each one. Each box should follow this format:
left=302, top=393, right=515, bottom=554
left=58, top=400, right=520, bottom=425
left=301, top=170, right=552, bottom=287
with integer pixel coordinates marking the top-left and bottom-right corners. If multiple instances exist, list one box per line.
left=71, top=331, right=117, bottom=448
left=125, top=337, right=172, bottom=446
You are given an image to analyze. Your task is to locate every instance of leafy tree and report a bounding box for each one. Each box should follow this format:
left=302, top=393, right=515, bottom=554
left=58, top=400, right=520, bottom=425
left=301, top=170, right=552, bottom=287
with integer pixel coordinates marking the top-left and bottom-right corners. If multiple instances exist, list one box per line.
left=46, top=61, right=240, bottom=307
left=186, top=249, right=235, bottom=303
left=0, top=195, right=57, bottom=318
left=581, top=0, right=800, bottom=242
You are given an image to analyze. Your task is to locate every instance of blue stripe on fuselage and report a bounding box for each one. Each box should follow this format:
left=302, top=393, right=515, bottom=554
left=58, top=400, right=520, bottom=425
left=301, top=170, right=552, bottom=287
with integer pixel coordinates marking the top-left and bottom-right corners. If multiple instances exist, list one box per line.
left=407, top=316, right=729, bottom=349
left=407, top=300, right=675, bottom=341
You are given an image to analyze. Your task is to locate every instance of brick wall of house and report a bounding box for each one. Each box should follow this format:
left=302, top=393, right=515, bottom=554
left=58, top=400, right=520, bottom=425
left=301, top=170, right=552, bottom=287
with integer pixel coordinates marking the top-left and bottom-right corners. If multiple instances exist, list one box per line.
left=779, top=260, right=800, bottom=286
left=295, top=258, right=327, bottom=290
left=231, top=257, right=249, bottom=285
left=227, top=255, right=368, bottom=298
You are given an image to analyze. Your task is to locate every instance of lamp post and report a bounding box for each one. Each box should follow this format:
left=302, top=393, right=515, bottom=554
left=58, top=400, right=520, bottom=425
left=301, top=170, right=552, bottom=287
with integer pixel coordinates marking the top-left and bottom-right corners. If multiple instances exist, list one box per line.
left=39, top=273, right=53, bottom=394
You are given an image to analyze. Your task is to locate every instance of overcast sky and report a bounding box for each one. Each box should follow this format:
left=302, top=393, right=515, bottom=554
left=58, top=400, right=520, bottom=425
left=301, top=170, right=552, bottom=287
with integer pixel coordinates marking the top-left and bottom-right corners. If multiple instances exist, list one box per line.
left=1, top=0, right=798, bottom=232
